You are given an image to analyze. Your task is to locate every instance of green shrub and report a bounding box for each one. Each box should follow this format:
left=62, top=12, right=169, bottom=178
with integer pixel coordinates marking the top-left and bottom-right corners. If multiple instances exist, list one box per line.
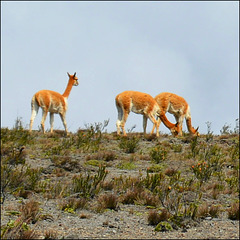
left=117, top=160, right=136, bottom=170
left=172, top=144, right=182, bottom=153
left=190, top=136, right=200, bottom=157
left=75, top=120, right=109, bottom=152
left=147, top=164, right=164, bottom=173
left=119, top=136, right=140, bottom=153
left=1, top=118, right=34, bottom=146
left=72, top=165, right=108, bottom=198
left=155, top=221, right=173, bottom=232
left=191, top=161, right=212, bottom=186
left=85, top=159, right=105, bottom=167
left=205, top=121, right=214, bottom=142
left=150, top=146, right=167, bottom=163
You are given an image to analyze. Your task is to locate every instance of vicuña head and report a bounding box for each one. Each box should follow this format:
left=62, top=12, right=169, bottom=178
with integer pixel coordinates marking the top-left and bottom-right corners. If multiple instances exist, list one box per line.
left=29, top=72, right=79, bottom=135
left=155, top=92, right=199, bottom=136
left=115, top=90, right=160, bottom=136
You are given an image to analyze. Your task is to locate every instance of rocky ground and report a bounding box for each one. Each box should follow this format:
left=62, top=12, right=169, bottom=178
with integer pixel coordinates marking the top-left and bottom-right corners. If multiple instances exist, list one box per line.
left=1, top=129, right=239, bottom=239
left=2, top=194, right=239, bottom=239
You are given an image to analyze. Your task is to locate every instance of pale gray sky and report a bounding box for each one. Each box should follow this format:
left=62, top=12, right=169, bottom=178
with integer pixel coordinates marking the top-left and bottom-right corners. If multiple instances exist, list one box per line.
left=1, top=1, right=239, bottom=134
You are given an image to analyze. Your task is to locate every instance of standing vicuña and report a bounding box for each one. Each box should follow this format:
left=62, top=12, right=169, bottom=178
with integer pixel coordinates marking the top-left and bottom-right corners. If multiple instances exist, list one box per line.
left=29, top=72, right=79, bottom=135
left=115, top=90, right=179, bottom=137
left=154, top=92, right=199, bottom=136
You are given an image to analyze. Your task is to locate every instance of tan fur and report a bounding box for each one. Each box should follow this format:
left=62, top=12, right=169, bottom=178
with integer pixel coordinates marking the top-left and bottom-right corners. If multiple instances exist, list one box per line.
left=155, top=92, right=199, bottom=136
left=115, top=91, right=161, bottom=136
left=29, top=72, right=79, bottom=134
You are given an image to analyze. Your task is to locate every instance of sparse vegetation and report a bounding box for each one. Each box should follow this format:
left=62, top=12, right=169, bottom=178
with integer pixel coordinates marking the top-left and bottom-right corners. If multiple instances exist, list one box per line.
left=118, top=135, right=140, bottom=153
left=149, top=145, right=168, bottom=163
left=1, top=118, right=239, bottom=239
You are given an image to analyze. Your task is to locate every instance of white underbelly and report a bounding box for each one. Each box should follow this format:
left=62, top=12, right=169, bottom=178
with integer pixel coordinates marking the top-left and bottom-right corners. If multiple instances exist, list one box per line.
left=168, top=104, right=182, bottom=116
left=130, top=103, right=144, bottom=114
left=48, top=97, right=67, bottom=113
left=48, top=104, right=65, bottom=113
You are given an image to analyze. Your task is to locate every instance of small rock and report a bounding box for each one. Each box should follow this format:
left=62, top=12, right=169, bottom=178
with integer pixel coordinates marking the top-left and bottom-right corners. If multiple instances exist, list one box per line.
left=103, top=221, right=109, bottom=226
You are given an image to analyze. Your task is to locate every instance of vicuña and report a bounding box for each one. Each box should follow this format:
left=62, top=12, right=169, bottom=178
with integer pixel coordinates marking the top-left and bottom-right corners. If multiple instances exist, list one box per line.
left=29, top=72, right=79, bottom=135
left=115, top=90, right=179, bottom=137
left=154, top=92, right=199, bottom=136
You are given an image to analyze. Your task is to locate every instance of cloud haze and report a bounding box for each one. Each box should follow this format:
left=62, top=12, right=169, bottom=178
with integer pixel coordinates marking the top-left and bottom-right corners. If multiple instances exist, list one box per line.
left=1, top=1, right=239, bottom=134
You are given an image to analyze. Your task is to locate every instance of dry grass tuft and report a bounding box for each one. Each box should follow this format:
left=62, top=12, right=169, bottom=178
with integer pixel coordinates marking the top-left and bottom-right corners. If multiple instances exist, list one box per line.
left=148, top=209, right=170, bottom=226
left=144, top=134, right=158, bottom=141
left=58, top=197, right=87, bottom=211
left=121, top=187, right=143, bottom=204
left=197, top=202, right=209, bottom=219
left=43, top=229, right=58, bottom=239
left=97, top=193, right=119, bottom=210
left=85, top=150, right=116, bottom=162
left=20, top=199, right=40, bottom=224
left=164, top=168, right=178, bottom=176
left=228, top=202, right=239, bottom=220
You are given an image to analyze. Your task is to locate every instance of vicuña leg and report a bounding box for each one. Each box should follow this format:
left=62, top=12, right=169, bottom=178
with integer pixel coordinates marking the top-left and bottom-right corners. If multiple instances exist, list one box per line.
left=116, top=106, right=123, bottom=135
left=116, top=104, right=129, bottom=136
left=41, top=110, right=48, bottom=134
left=156, top=116, right=162, bottom=135
left=29, top=99, right=39, bottom=132
left=59, top=112, right=68, bottom=135
left=121, top=110, right=129, bottom=136
left=148, top=114, right=159, bottom=136
left=174, top=115, right=185, bottom=136
left=143, top=115, right=148, bottom=135
left=29, top=108, right=39, bottom=132
left=50, top=113, right=54, bottom=133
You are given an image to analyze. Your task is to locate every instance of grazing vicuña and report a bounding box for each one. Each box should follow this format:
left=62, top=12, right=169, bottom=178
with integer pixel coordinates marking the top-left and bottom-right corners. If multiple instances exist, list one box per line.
left=115, top=90, right=179, bottom=137
left=155, top=92, right=199, bottom=136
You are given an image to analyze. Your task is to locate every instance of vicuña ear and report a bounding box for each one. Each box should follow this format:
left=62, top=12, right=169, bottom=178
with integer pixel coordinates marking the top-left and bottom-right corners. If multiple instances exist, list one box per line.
left=73, top=72, right=76, bottom=77
left=67, top=72, right=70, bottom=77
left=195, top=127, right=199, bottom=132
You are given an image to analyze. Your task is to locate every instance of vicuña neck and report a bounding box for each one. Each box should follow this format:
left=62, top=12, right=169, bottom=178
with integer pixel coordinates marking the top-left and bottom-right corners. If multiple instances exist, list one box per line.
left=186, top=118, right=196, bottom=134
left=62, top=80, right=73, bottom=98
left=160, top=113, right=176, bottom=129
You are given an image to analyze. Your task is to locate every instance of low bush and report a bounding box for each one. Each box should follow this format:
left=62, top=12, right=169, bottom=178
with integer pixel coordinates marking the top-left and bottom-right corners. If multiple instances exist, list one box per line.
left=149, top=146, right=168, bottom=164
left=119, top=136, right=140, bottom=153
